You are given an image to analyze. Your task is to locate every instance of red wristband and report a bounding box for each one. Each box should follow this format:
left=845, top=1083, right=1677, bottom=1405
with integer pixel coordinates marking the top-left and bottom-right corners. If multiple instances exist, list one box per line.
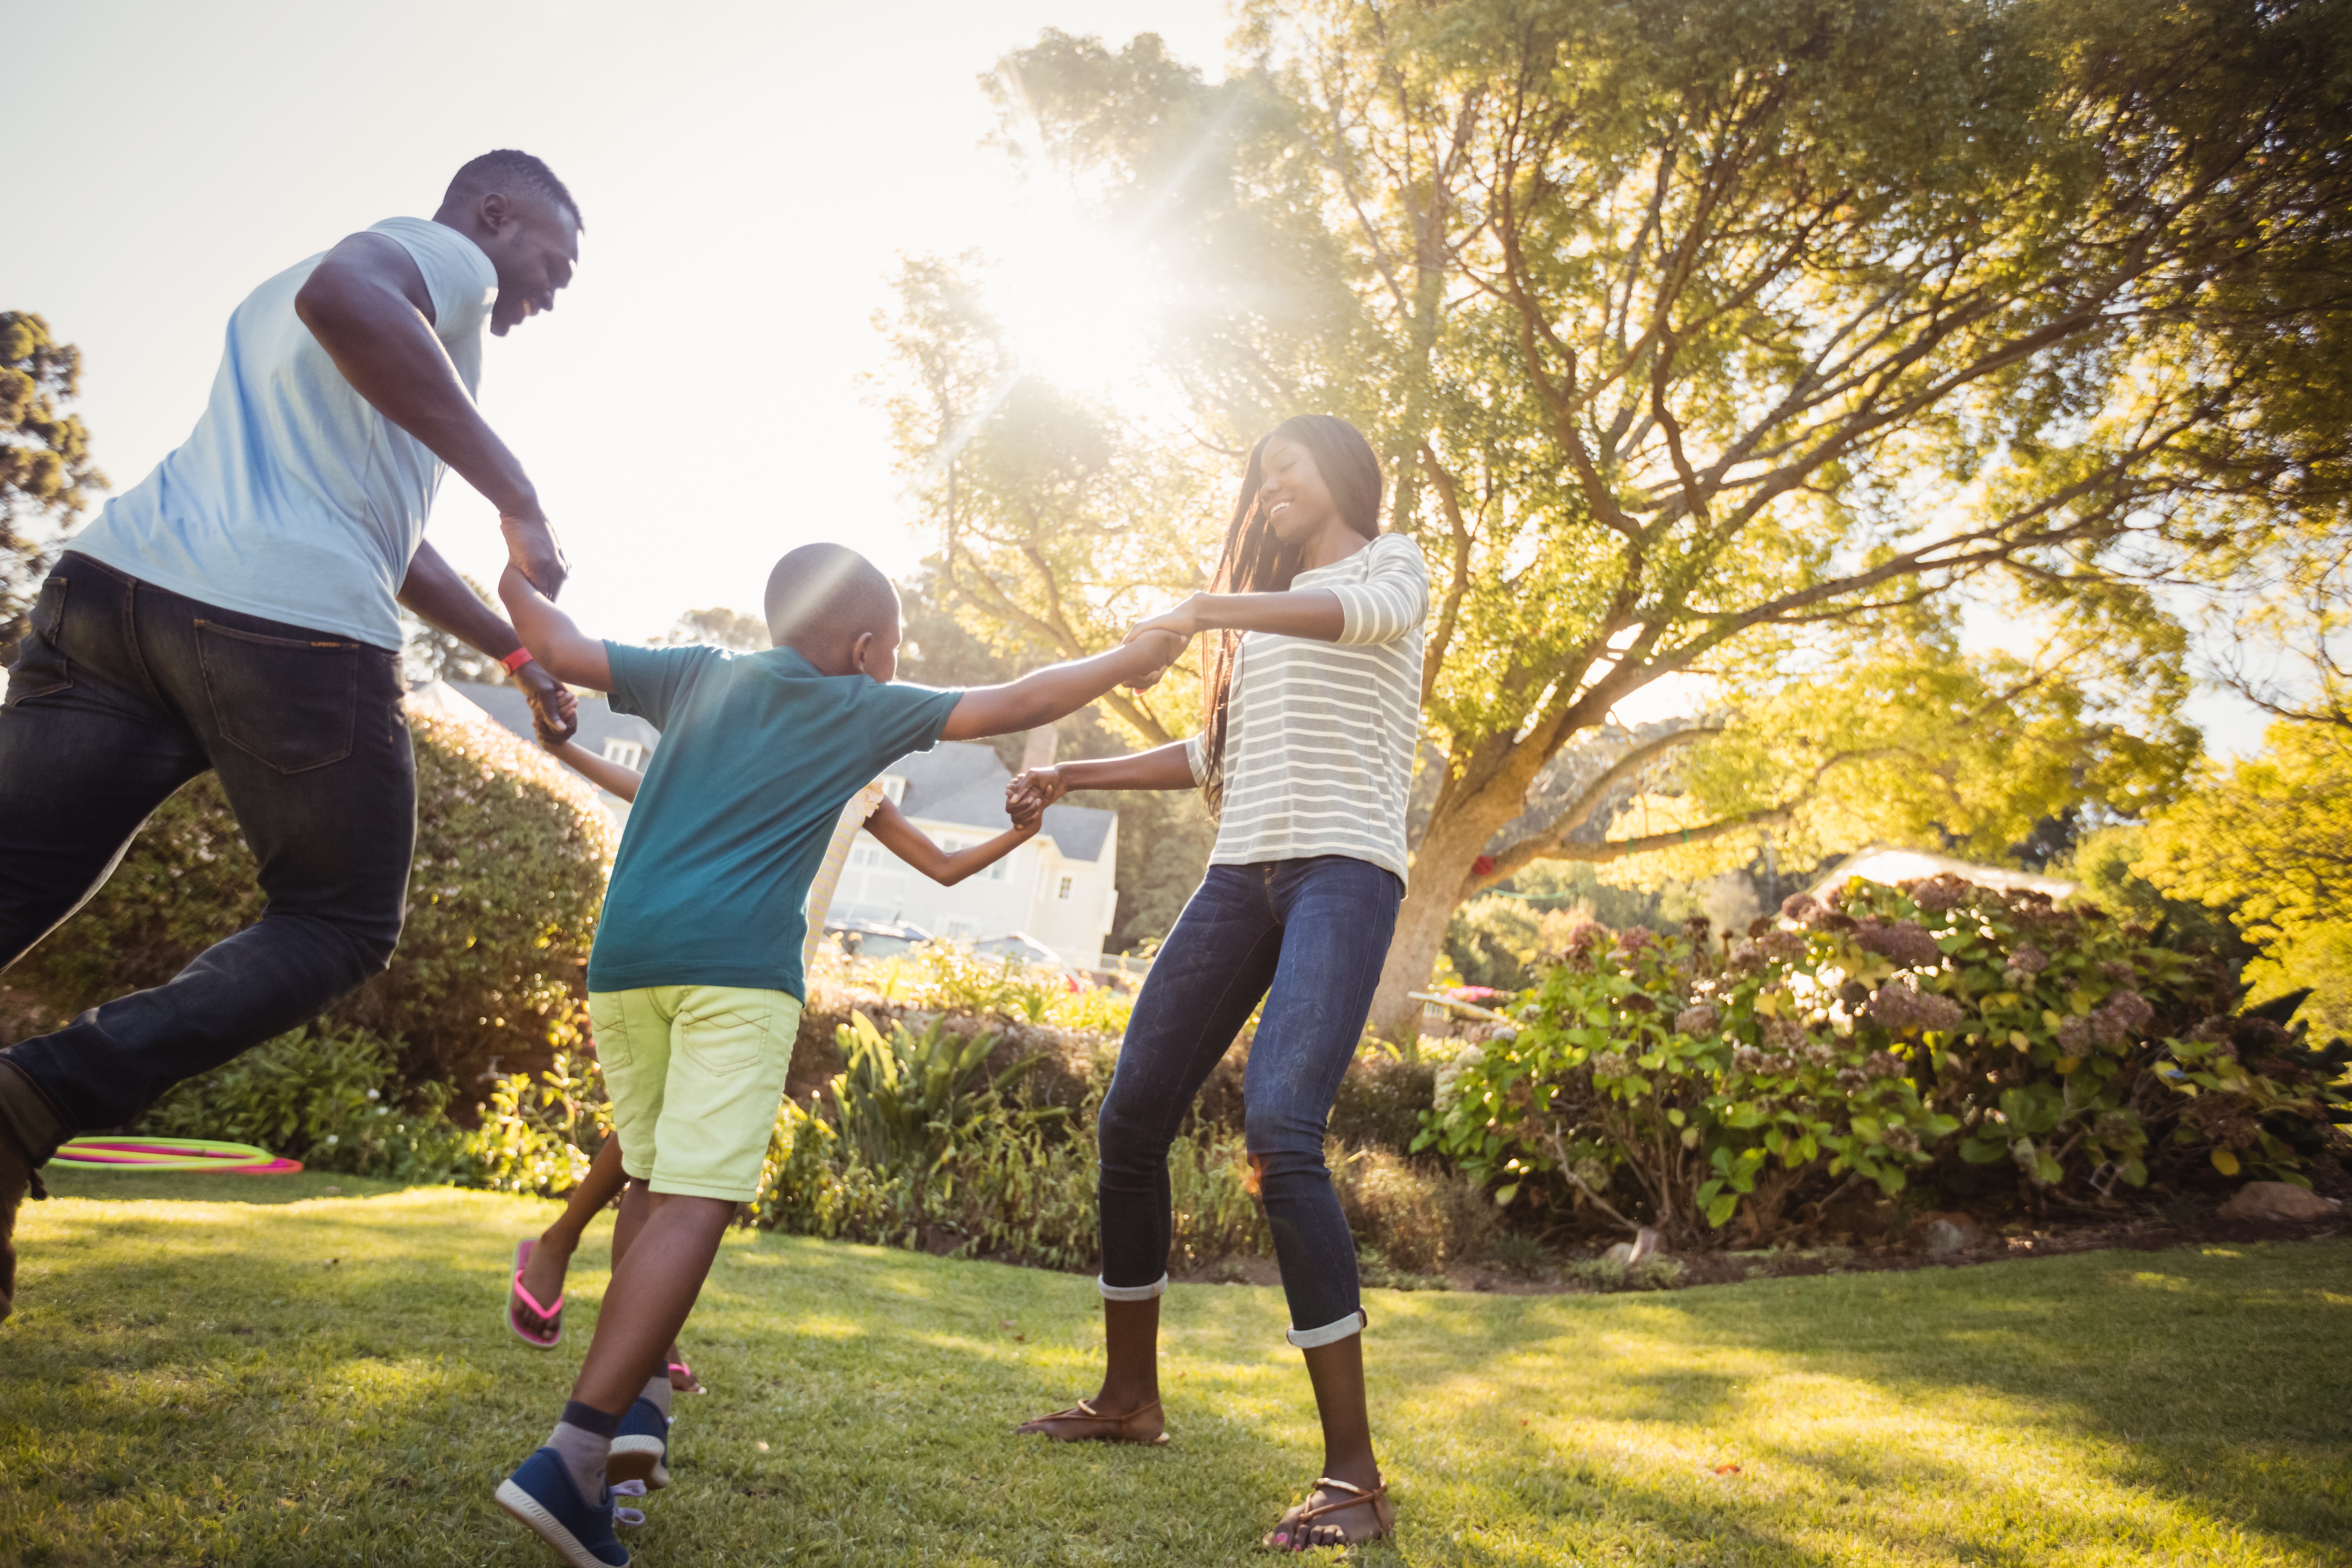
left=500, top=647, right=536, bottom=674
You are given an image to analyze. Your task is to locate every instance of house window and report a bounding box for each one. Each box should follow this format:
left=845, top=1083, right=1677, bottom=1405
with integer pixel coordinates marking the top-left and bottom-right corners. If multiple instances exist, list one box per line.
left=601, top=739, right=645, bottom=770
left=879, top=775, right=907, bottom=804
left=849, top=842, right=882, bottom=869
left=944, top=919, right=977, bottom=941
left=1057, top=875, right=1074, bottom=901
left=985, top=859, right=1008, bottom=881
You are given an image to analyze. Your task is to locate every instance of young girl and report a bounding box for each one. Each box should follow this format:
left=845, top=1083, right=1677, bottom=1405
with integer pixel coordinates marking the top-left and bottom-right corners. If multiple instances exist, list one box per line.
left=1007, top=414, right=1427, bottom=1552
left=504, top=726, right=1042, bottom=1383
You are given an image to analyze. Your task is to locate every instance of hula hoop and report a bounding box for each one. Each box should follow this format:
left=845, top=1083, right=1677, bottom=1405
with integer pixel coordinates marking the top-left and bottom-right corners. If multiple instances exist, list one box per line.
left=51, top=1136, right=302, bottom=1175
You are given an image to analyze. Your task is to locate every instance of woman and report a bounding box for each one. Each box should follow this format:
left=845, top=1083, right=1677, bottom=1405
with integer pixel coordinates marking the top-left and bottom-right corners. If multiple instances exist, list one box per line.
left=1009, top=414, right=1427, bottom=1551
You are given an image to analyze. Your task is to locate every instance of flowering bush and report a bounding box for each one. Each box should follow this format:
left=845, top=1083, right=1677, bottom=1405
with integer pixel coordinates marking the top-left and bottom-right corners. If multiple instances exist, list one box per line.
left=1417, top=918, right=1953, bottom=1245
left=1416, top=875, right=2346, bottom=1245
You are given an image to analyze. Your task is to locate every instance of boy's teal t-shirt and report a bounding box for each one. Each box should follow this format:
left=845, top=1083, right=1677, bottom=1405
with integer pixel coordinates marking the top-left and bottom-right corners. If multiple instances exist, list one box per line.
left=586, top=642, right=963, bottom=1000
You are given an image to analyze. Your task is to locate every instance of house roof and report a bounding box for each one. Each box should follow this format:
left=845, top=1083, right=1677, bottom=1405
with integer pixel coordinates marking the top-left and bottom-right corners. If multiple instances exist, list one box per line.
left=448, top=685, right=1113, bottom=861
left=450, top=681, right=660, bottom=755
left=1805, top=845, right=2078, bottom=902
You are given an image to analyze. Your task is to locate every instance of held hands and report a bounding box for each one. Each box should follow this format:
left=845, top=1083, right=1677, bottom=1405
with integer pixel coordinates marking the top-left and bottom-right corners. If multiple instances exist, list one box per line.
left=519, top=664, right=579, bottom=747
left=1006, top=766, right=1068, bottom=823
left=1126, top=593, right=1205, bottom=645
left=499, top=512, right=571, bottom=600
left=1121, top=599, right=1205, bottom=692
left=1123, top=625, right=1187, bottom=693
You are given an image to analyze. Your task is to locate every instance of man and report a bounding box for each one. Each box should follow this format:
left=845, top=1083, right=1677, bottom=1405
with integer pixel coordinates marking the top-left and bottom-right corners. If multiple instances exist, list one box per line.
left=0, top=150, right=587, bottom=1321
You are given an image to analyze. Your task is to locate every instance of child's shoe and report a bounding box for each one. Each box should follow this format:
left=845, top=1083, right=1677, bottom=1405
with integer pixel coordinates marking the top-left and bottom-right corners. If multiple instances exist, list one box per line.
left=606, top=1397, right=671, bottom=1491
left=495, top=1447, right=632, bottom=1567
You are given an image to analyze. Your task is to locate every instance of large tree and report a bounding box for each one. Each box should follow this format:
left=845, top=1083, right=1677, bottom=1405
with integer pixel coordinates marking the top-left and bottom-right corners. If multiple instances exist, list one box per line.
left=890, top=0, right=2351, bottom=1036
left=1, top=312, right=106, bottom=661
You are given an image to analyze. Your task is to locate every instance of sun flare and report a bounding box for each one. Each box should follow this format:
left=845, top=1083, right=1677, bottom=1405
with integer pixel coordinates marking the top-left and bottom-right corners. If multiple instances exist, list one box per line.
left=988, top=214, right=1158, bottom=392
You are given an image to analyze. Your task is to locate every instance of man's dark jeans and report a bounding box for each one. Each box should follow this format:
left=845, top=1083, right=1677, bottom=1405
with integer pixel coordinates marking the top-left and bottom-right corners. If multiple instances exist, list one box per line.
left=1097, top=856, right=1401, bottom=1342
left=0, top=553, right=414, bottom=1161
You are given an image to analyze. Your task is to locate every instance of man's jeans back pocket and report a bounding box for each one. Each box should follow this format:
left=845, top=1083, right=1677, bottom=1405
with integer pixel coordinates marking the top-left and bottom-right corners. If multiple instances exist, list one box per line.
left=195, top=619, right=358, bottom=773
left=3, top=576, right=72, bottom=709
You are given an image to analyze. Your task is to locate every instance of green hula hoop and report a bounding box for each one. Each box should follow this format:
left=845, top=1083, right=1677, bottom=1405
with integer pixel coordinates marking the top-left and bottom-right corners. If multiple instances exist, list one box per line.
left=52, top=1136, right=303, bottom=1174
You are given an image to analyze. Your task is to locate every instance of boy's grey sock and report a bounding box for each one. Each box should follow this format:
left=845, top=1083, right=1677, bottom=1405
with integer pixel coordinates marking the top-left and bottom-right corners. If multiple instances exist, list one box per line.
left=547, top=1399, right=621, bottom=1499
left=640, top=1373, right=674, bottom=1422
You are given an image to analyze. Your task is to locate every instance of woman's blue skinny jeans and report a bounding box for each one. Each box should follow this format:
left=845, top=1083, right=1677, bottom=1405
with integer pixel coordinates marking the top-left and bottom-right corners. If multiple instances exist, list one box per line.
left=1095, top=855, right=1401, bottom=1343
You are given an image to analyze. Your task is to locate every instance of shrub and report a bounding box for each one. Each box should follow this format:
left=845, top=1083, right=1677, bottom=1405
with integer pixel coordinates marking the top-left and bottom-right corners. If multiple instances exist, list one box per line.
left=459, top=1051, right=611, bottom=1196
left=1328, top=1053, right=1437, bottom=1150
left=11, top=710, right=613, bottom=1092
left=1331, top=1144, right=1494, bottom=1274
left=134, top=1024, right=469, bottom=1184
left=1418, top=878, right=2349, bottom=1247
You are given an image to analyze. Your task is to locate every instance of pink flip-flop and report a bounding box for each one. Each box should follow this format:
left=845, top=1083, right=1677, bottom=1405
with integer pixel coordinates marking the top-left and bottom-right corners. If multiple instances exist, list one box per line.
left=507, top=1238, right=562, bottom=1348
left=667, top=1358, right=705, bottom=1395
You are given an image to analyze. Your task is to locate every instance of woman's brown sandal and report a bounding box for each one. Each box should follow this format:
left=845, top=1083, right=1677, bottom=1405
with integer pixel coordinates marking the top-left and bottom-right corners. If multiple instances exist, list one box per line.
left=1263, top=1476, right=1395, bottom=1552
left=1012, top=1397, right=1169, bottom=1445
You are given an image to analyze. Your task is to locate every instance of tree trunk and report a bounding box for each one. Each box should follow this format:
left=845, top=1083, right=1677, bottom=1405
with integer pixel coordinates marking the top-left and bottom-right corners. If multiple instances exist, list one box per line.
left=1369, top=798, right=1512, bottom=1044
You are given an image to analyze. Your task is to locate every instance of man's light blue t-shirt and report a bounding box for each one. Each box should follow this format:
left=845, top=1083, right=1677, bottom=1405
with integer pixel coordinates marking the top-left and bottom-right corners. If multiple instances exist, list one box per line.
left=586, top=642, right=965, bottom=1002
left=69, top=216, right=497, bottom=650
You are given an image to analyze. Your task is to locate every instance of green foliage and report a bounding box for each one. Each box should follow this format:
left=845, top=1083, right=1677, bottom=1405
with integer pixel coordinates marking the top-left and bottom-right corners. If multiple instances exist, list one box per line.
left=11, top=710, right=614, bottom=1088
left=1420, top=920, right=1955, bottom=1246
left=135, top=1025, right=619, bottom=1200
left=2138, top=721, right=2352, bottom=1040
left=856, top=942, right=1136, bottom=1036
left=828, top=1010, right=1054, bottom=1173
left=1330, top=1144, right=1495, bottom=1274
left=2053, top=825, right=2255, bottom=970
left=1446, top=894, right=1547, bottom=991
left=458, top=1052, right=611, bottom=1197
left=1, top=311, right=105, bottom=659
left=1590, top=628, right=2199, bottom=892
left=1418, top=876, right=2347, bottom=1246
left=745, top=1008, right=1267, bottom=1271
left=134, top=1025, right=469, bottom=1184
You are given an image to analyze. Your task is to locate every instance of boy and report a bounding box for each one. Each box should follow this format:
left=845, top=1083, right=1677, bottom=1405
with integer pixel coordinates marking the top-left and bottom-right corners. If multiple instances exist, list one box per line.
left=500, top=735, right=1046, bottom=1385
left=491, top=542, right=1178, bottom=1567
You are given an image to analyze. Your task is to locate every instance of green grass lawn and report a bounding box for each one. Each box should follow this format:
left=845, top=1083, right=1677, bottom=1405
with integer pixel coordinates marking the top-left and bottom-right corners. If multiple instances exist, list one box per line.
left=3, top=1170, right=2347, bottom=1567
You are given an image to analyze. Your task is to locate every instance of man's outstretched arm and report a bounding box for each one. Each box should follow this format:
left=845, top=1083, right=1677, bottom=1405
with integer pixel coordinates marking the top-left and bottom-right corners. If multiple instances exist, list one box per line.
left=499, top=565, right=613, bottom=692
left=294, top=232, right=568, bottom=596
left=398, top=541, right=578, bottom=741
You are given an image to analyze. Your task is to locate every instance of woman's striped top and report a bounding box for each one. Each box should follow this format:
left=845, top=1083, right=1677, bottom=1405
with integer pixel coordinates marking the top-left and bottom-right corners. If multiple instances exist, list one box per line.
left=1185, top=532, right=1429, bottom=888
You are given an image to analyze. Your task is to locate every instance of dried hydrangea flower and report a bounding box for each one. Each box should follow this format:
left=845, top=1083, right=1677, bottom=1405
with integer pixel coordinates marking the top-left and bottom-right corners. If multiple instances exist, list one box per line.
left=1865, top=979, right=1967, bottom=1036
left=1856, top=918, right=1944, bottom=971
left=2004, top=944, right=2049, bottom=980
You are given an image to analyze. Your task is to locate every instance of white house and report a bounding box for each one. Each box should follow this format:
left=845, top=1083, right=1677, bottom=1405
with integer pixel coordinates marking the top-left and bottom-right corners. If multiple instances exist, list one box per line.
left=448, top=683, right=1120, bottom=968
left=826, top=740, right=1120, bottom=970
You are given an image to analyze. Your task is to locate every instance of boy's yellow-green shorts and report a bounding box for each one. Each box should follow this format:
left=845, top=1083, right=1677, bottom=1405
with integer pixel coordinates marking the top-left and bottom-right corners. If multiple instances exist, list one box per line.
left=587, top=985, right=802, bottom=1202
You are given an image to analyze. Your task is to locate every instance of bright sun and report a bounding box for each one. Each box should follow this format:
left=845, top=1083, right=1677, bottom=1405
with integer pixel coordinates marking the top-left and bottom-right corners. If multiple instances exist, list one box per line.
left=988, top=213, right=1158, bottom=393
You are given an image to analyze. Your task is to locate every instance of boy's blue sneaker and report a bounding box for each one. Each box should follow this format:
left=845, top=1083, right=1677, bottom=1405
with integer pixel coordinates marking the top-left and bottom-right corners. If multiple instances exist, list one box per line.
left=607, top=1397, right=672, bottom=1491
left=495, top=1448, right=632, bottom=1568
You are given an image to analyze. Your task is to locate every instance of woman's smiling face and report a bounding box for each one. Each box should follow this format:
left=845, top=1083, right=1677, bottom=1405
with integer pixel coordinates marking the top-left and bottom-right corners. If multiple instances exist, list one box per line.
left=1258, top=436, right=1339, bottom=545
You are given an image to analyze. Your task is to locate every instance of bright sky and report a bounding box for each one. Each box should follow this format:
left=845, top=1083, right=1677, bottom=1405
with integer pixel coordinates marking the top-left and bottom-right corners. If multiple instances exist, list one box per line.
left=14, top=0, right=2269, bottom=758
left=12, top=0, right=1233, bottom=643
